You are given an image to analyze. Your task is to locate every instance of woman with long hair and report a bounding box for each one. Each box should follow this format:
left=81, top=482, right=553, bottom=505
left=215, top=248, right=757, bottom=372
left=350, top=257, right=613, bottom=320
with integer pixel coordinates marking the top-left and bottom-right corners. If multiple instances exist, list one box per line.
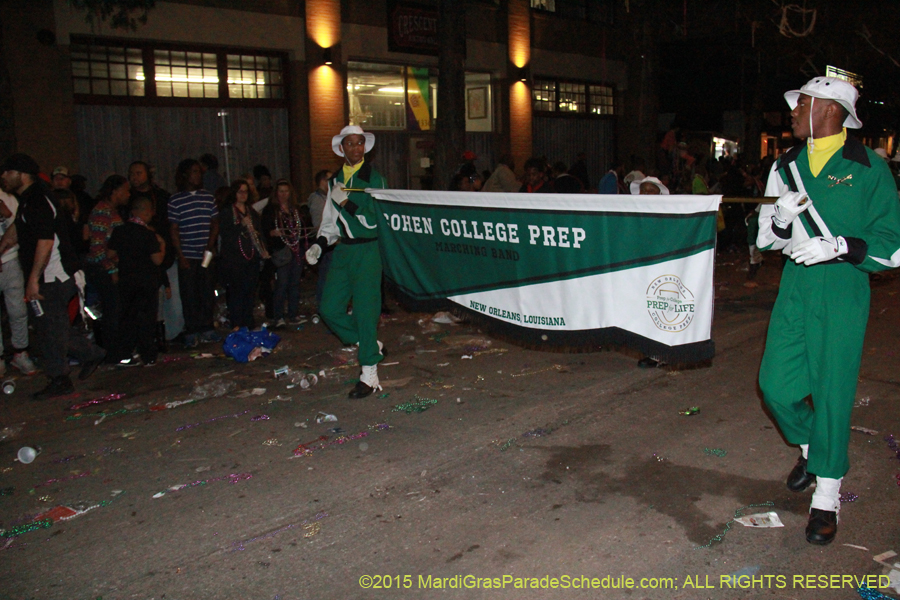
left=217, top=179, right=268, bottom=328
left=261, top=179, right=309, bottom=327
left=85, top=174, right=130, bottom=357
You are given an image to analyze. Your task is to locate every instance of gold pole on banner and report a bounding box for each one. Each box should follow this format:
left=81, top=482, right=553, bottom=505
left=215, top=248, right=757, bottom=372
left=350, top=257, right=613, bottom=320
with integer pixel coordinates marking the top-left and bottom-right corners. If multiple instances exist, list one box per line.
left=721, top=196, right=776, bottom=204
left=362, top=189, right=777, bottom=203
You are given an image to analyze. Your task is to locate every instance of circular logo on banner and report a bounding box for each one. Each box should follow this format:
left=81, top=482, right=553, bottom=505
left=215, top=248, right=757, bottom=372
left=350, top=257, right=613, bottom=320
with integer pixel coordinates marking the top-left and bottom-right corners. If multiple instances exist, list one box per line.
left=646, top=275, right=695, bottom=332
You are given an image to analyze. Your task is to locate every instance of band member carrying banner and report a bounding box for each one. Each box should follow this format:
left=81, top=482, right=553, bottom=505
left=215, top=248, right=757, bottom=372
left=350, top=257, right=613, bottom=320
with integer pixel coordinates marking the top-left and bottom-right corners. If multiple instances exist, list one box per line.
left=306, top=125, right=387, bottom=399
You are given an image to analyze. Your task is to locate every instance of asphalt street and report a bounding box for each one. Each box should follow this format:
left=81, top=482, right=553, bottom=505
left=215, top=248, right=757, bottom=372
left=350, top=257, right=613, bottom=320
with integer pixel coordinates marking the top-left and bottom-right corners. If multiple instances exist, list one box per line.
left=1, top=251, right=898, bottom=600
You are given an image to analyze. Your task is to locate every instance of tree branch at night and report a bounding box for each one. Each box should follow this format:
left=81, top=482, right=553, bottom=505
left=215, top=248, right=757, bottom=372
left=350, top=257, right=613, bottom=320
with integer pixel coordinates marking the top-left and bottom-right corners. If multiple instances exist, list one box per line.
left=68, top=0, right=156, bottom=31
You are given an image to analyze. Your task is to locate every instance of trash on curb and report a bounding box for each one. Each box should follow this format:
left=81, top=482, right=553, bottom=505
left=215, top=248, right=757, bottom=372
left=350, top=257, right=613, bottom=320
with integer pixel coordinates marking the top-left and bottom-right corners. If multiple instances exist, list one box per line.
left=0, top=424, right=24, bottom=442
left=67, top=393, right=127, bottom=411
left=0, top=519, right=52, bottom=538
left=16, top=447, right=39, bottom=464
left=233, top=388, right=267, bottom=398
left=432, top=311, right=461, bottom=324
left=316, top=412, right=338, bottom=423
left=150, top=398, right=197, bottom=411
left=441, top=335, right=492, bottom=349
left=189, top=379, right=237, bottom=400
left=679, top=406, right=700, bottom=416
left=851, top=426, right=879, bottom=436
left=152, top=472, right=252, bottom=498
left=223, top=327, right=280, bottom=363
left=703, top=447, right=727, bottom=457
left=277, top=367, right=318, bottom=390
left=734, top=511, right=783, bottom=528
left=35, top=502, right=104, bottom=523
left=391, top=396, right=437, bottom=414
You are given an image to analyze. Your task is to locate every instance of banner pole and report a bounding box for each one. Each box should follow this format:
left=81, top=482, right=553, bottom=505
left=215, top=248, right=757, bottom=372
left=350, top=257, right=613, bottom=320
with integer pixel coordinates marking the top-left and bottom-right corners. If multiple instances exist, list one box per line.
left=721, top=196, right=776, bottom=204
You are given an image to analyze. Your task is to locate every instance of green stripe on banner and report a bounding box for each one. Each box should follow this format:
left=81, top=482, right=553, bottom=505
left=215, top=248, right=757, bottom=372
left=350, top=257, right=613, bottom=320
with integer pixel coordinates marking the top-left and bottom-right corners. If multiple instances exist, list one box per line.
left=375, top=203, right=716, bottom=299
left=369, top=190, right=719, bottom=363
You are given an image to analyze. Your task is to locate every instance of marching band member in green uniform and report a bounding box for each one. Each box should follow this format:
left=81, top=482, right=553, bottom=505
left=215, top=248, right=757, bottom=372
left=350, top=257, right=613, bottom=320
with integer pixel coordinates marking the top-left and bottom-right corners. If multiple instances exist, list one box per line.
left=306, top=126, right=387, bottom=398
left=757, top=77, right=900, bottom=544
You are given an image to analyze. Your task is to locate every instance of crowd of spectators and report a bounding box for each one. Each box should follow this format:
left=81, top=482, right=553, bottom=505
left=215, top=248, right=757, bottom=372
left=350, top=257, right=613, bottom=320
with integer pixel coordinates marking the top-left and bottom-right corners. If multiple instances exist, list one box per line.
left=0, top=152, right=319, bottom=398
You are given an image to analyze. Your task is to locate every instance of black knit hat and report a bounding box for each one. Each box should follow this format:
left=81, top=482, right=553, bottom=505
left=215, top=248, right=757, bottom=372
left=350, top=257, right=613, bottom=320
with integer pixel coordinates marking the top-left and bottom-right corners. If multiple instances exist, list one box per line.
left=1, top=153, right=40, bottom=175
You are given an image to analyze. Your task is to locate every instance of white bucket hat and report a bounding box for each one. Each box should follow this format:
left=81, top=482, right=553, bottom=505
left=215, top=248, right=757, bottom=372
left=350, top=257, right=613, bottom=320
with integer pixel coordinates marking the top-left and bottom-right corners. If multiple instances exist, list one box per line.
left=623, top=170, right=646, bottom=186
left=630, top=176, right=670, bottom=195
left=784, top=77, right=862, bottom=129
left=332, top=125, right=375, bottom=157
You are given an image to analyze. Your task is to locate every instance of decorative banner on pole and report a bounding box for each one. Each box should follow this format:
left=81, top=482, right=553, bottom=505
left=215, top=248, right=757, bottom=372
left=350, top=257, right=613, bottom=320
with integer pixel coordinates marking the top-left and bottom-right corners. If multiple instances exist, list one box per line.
left=370, top=190, right=720, bottom=363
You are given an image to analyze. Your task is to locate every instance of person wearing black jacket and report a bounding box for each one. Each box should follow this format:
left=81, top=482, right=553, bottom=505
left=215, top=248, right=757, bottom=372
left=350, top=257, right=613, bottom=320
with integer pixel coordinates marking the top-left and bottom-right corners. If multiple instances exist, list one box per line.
left=129, top=161, right=175, bottom=348
left=0, top=153, right=106, bottom=398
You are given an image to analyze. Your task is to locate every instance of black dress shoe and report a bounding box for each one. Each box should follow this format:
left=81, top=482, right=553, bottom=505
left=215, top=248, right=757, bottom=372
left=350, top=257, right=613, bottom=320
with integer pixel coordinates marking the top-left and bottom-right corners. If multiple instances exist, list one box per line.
left=348, top=381, right=375, bottom=399
left=32, top=376, right=75, bottom=400
left=787, top=456, right=816, bottom=492
left=806, top=508, right=837, bottom=545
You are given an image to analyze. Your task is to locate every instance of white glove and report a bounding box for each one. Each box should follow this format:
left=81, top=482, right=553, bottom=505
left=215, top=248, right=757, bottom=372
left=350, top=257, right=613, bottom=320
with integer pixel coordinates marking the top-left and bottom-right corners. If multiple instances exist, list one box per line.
left=790, top=236, right=847, bottom=266
left=330, top=181, right=348, bottom=206
left=305, top=244, right=322, bottom=265
left=772, top=191, right=811, bottom=229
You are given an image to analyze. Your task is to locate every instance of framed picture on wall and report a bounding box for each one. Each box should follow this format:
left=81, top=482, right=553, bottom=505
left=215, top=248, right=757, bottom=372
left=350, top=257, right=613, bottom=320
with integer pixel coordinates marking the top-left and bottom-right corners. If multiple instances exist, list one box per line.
left=467, top=86, right=487, bottom=119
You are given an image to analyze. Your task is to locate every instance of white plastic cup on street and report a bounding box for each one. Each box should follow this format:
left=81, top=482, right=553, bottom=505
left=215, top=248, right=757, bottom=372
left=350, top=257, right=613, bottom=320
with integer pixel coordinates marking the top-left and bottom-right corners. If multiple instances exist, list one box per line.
left=2, top=380, right=15, bottom=395
left=17, top=446, right=39, bottom=464
left=201, top=250, right=214, bottom=268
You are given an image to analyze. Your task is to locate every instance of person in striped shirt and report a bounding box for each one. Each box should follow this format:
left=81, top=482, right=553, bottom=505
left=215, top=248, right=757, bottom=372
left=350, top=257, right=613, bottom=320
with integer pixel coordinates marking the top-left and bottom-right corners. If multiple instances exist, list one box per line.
left=168, top=159, right=220, bottom=348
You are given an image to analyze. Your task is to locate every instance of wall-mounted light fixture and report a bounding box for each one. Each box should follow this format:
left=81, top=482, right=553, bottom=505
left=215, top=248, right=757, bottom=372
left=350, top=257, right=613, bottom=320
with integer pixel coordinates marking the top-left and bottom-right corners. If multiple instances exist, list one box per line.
left=323, top=48, right=333, bottom=66
left=516, top=66, right=530, bottom=83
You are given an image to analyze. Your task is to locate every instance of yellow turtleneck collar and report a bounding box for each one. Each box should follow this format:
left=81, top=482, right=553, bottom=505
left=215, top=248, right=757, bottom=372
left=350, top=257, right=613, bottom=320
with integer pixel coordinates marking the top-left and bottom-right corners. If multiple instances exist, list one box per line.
left=342, top=159, right=364, bottom=183
left=808, top=128, right=846, bottom=177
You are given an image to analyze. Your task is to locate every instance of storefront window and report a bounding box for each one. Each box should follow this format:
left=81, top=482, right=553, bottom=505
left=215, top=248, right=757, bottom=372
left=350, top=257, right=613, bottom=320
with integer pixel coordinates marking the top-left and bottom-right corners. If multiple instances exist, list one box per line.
left=559, top=82, right=585, bottom=113
left=347, top=62, right=407, bottom=130
left=71, top=42, right=145, bottom=97
left=589, top=84, right=614, bottom=115
left=534, top=79, right=614, bottom=116
left=533, top=79, right=557, bottom=112
left=155, top=49, right=219, bottom=98
left=70, top=36, right=287, bottom=105
left=348, top=62, right=491, bottom=132
left=226, top=54, right=284, bottom=100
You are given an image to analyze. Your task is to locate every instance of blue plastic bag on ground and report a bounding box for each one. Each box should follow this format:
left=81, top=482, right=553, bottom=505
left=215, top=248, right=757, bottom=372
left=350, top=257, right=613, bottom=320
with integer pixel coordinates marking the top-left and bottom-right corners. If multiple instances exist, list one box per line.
left=223, top=327, right=281, bottom=363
